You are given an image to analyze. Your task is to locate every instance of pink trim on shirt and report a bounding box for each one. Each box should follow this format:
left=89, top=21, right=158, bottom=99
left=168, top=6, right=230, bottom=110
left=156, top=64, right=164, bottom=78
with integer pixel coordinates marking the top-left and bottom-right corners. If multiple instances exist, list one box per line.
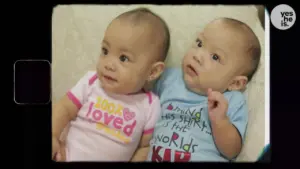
left=89, top=73, right=98, bottom=86
left=67, top=91, right=82, bottom=109
left=143, top=128, right=154, bottom=135
left=145, top=92, right=152, bottom=104
left=141, top=89, right=152, bottom=104
left=127, top=88, right=152, bottom=104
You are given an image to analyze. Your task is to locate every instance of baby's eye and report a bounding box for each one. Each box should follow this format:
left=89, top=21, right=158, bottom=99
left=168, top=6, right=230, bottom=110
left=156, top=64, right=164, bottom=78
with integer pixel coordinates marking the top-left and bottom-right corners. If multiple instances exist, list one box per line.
left=119, top=55, right=129, bottom=62
left=196, top=38, right=202, bottom=47
left=101, top=47, right=108, bottom=55
left=211, top=54, right=220, bottom=61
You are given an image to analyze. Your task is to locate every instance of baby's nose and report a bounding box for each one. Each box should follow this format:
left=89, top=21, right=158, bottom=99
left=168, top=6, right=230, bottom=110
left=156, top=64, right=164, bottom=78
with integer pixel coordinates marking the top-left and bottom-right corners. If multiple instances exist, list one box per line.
left=193, top=55, right=202, bottom=65
left=105, top=63, right=116, bottom=72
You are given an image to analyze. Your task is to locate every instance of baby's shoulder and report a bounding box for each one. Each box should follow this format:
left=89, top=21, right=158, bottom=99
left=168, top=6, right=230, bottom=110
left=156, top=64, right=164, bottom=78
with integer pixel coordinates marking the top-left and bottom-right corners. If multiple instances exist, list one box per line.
left=224, top=91, right=247, bottom=108
left=164, top=67, right=182, bottom=75
left=76, top=70, right=98, bottom=86
left=149, top=91, right=160, bottom=104
left=85, top=71, right=98, bottom=86
left=161, top=67, right=182, bottom=82
left=130, top=91, right=161, bottom=120
left=139, top=91, right=160, bottom=108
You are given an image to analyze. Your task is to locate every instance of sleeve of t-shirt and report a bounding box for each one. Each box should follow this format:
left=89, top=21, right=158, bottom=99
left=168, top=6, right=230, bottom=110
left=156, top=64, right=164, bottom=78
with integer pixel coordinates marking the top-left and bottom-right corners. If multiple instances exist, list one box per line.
left=143, top=94, right=162, bottom=135
left=66, top=71, right=94, bottom=109
left=153, top=68, right=179, bottom=96
left=226, top=92, right=249, bottom=143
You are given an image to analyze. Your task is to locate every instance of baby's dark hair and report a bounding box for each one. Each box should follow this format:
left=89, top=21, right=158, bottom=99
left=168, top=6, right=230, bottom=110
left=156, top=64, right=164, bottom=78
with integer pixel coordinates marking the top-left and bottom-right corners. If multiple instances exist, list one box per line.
left=221, top=18, right=261, bottom=82
left=116, top=7, right=170, bottom=61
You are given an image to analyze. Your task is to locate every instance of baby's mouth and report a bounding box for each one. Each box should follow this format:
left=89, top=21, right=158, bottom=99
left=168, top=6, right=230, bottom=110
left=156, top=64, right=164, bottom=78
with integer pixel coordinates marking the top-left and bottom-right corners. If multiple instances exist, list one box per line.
left=103, top=75, right=117, bottom=82
left=186, top=64, right=198, bottom=76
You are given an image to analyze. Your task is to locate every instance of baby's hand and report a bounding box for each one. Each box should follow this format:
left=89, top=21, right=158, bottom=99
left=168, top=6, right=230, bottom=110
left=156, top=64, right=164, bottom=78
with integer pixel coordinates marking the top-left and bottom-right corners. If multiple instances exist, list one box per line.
left=52, top=137, right=66, bottom=162
left=52, top=137, right=60, bottom=160
left=207, top=88, right=228, bottom=123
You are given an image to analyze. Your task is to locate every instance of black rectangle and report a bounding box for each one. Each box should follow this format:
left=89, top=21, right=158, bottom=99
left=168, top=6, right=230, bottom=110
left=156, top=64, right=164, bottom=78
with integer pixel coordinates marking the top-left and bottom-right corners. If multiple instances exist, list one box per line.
left=14, top=60, right=51, bottom=104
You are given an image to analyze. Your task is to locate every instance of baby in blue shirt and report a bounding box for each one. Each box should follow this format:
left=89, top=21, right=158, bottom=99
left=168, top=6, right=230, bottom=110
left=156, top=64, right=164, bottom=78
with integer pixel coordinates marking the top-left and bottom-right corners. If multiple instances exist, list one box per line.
left=147, top=17, right=261, bottom=162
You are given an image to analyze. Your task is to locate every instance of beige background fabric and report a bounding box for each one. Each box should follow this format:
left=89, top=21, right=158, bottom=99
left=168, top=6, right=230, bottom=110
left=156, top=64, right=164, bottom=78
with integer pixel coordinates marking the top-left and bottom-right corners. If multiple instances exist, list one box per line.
left=52, top=5, right=266, bottom=162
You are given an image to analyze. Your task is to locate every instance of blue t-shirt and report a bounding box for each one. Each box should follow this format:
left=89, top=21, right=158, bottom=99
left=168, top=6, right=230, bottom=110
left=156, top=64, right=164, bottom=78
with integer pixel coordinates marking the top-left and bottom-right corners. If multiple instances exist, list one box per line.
left=147, top=68, right=248, bottom=162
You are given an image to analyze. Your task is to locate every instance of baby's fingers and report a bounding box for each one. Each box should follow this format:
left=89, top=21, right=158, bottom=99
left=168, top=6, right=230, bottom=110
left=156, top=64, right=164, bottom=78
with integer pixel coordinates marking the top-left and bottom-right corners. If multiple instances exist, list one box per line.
left=207, top=88, right=213, bottom=97
left=52, top=152, right=57, bottom=160
left=57, top=141, right=66, bottom=162
left=207, top=89, right=220, bottom=102
left=209, top=91, right=224, bottom=102
left=55, top=153, right=62, bottom=161
left=207, top=88, right=216, bottom=102
left=208, top=100, right=214, bottom=110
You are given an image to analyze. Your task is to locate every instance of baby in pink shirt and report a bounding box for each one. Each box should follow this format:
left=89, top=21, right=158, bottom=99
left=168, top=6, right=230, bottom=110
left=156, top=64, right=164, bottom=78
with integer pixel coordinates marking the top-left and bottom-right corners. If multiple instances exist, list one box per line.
left=52, top=7, right=170, bottom=162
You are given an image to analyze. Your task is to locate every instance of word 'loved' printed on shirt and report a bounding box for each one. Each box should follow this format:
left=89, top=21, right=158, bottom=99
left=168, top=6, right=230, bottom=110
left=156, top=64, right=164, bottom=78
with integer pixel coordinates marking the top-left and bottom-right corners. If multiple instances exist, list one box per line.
left=85, top=96, right=136, bottom=143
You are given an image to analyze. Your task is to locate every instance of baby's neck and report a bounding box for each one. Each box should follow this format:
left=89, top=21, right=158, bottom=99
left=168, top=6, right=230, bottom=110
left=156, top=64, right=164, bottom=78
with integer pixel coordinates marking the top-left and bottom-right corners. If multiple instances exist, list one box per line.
left=127, top=88, right=146, bottom=95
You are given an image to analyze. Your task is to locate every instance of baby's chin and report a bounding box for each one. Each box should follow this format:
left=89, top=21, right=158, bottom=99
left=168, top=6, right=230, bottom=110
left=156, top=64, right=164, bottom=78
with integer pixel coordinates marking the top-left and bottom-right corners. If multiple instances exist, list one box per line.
left=183, top=75, right=207, bottom=96
left=100, top=82, right=138, bottom=96
left=100, top=82, right=122, bottom=95
left=187, top=86, right=208, bottom=96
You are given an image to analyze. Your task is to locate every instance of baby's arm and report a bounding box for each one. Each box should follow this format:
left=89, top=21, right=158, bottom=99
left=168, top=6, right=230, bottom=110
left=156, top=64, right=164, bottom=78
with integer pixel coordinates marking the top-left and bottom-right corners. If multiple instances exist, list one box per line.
left=131, top=134, right=152, bottom=161
left=52, top=72, right=91, bottom=137
left=131, top=94, right=162, bottom=162
left=211, top=95, right=248, bottom=160
left=52, top=94, right=79, bottom=160
left=52, top=72, right=92, bottom=158
left=211, top=117, right=243, bottom=160
left=52, top=95, right=79, bottom=138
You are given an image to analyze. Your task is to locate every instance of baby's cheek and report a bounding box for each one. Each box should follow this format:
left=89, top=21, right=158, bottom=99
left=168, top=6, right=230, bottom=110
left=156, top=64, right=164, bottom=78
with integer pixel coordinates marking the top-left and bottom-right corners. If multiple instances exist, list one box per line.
left=96, top=61, right=103, bottom=71
left=196, top=76, right=204, bottom=86
left=135, top=75, right=148, bottom=89
left=122, top=71, right=139, bottom=85
left=183, top=53, right=191, bottom=62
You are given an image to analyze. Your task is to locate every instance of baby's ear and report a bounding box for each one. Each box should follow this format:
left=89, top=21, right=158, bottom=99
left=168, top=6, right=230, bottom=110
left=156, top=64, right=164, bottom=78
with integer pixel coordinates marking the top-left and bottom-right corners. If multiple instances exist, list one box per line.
left=148, top=61, right=165, bottom=82
left=228, top=76, right=248, bottom=91
left=143, top=62, right=165, bottom=92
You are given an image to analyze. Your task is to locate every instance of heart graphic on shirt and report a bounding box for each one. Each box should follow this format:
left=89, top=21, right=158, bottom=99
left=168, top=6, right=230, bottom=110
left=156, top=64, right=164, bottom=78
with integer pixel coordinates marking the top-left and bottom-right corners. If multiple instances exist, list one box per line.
left=123, top=108, right=135, bottom=121
left=171, top=132, right=179, bottom=140
left=167, top=104, right=173, bottom=110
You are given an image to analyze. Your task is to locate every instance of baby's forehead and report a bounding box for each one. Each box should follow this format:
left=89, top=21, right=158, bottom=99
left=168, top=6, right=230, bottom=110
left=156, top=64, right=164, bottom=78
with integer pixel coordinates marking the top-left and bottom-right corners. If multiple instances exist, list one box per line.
left=105, top=20, right=164, bottom=57
left=200, top=22, right=253, bottom=49
left=198, top=31, right=246, bottom=51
